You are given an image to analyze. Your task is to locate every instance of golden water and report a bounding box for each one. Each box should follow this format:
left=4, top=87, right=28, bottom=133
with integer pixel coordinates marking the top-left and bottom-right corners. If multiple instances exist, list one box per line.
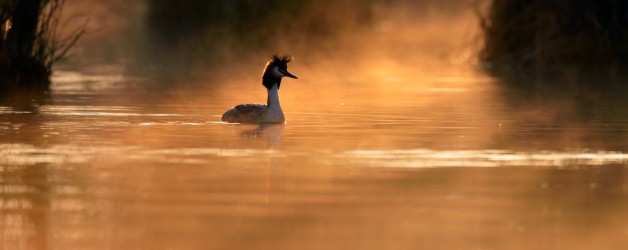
left=1, top=69, right=628, bottom=250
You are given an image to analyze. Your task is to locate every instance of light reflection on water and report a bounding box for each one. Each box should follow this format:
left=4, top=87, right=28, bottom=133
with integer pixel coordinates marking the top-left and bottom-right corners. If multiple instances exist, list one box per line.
left=1, top=144, right=627, bottom=167
left=345, top=149, right=628, bottom=168
left=1, top=70, right=628, bottom=249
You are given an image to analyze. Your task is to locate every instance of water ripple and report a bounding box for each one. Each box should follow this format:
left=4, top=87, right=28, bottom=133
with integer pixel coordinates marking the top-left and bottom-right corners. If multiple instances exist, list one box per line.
left=342, top=149, right=628, bottom=168
left=1, top=143, right=626, bottom=168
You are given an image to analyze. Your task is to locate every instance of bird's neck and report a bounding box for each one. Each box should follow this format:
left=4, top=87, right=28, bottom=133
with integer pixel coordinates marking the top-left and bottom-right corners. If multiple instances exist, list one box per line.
left=266, top=82, right=281, bottom=109
left=264, top=82, right=285, bottom=123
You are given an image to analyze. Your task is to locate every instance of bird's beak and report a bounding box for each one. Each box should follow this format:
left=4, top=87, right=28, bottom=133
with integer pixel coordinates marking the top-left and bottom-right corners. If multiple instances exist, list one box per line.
left=279, top=68, right=298, bottom=79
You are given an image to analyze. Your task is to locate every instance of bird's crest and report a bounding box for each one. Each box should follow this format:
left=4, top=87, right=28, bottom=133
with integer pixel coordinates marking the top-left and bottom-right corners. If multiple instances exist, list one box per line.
left=270, top=54, right=293, bottom=67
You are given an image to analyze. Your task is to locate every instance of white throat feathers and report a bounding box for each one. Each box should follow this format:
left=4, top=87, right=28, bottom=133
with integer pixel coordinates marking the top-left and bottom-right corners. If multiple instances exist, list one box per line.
left=264, top=82, right=284, bottom=122
left=272, top=66, right=284, bottom=78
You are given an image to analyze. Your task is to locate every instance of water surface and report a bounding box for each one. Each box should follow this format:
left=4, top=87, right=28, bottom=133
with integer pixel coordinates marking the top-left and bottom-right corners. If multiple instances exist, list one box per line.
left=1, top=66, right=628, bottom=250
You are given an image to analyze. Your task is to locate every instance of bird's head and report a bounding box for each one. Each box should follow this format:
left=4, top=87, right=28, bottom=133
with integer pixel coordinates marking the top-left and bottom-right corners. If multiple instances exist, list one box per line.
left=262, top=54, right=298, bottom=89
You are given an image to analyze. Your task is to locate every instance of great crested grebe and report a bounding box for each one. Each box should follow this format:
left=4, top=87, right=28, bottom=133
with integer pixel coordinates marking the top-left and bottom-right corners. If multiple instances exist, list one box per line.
left=221, top=55, right=298, bottom=123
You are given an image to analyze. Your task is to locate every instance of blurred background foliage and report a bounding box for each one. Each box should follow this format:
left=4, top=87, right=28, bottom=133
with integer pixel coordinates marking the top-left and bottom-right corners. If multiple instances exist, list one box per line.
left=138, top=0, right=378, bottom=84
left=480, top=0, right=628, bottom=89
left=3, top=0, right=628, bottom=93
left=146, top=0, right=374, bottom=48
left=114, top=0, right=477, bottom=89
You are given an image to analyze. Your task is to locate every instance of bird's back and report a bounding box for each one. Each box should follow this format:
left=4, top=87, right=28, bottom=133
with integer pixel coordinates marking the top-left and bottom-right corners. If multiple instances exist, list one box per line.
left=221, top=104, right=267, bottom=123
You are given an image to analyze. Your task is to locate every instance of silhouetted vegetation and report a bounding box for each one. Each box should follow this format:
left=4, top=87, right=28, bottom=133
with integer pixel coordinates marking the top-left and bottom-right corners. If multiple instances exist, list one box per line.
left=136, top=0, right=375, bottom=88
left=146, top=0, right=373, bottom=50
left=0, top=0, right=85, bottom=90
left=479, top=0, right=628, bottom=87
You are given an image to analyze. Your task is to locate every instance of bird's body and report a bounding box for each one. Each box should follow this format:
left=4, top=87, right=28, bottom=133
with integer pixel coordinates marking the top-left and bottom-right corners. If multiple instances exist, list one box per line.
left=222, top=104, right=273, bottom=123
left=221, top=55, right=297, bottom=123
left=221, top=82, right=284, bottom=123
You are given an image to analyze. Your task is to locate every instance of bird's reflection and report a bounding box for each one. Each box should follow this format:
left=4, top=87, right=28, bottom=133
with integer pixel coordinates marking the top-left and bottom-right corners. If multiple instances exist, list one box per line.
left=240, top=123, right=285, bottom=147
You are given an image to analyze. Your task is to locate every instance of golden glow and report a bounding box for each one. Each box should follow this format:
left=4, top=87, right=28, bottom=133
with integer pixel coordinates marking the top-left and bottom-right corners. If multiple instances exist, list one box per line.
left=2, top=20, right=11, bottom=39
left=2, top=1, right=627, bottom=250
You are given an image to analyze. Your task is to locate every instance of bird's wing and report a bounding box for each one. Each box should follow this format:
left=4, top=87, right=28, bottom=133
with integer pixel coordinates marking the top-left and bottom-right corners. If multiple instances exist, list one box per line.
left=234, top=104, right=266, bottom=115
left=221, top=103, right=266, bottom=123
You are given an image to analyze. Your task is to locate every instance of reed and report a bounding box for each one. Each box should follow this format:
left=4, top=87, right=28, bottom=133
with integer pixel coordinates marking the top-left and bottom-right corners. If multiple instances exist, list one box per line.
left=0, top=0, right=86, bottom=89
left=479, top=0, right=628, bottom=86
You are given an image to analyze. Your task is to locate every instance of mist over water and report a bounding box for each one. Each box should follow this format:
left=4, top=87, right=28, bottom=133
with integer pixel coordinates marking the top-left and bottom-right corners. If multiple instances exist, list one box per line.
left=2, top=1, right=628, bottom=249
